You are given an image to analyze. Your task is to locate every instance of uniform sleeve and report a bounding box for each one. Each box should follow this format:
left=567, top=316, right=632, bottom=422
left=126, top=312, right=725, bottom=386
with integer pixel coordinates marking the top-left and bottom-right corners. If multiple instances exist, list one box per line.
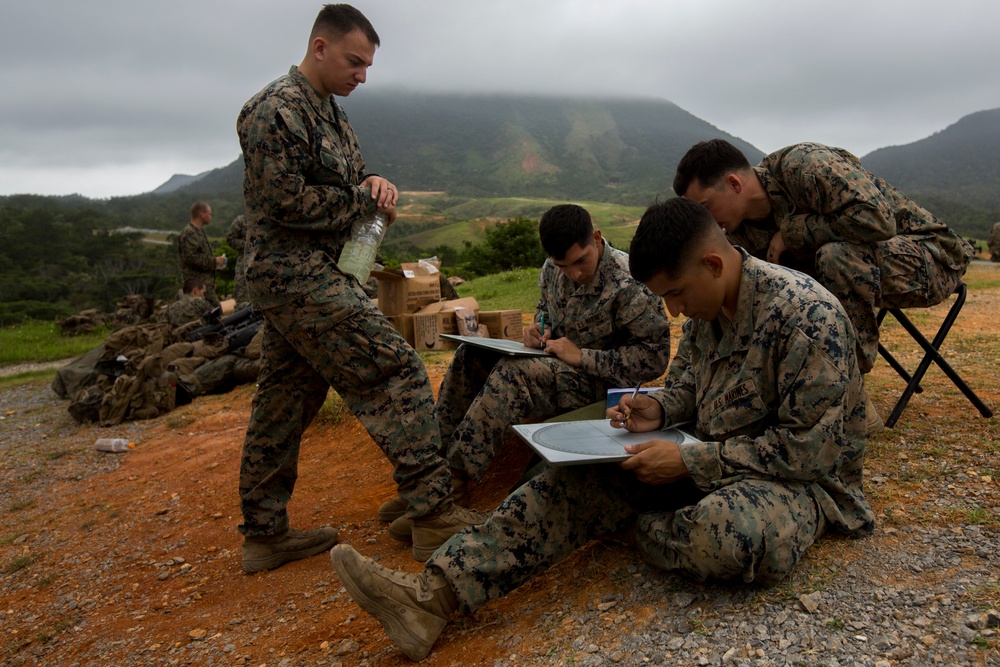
left=774, top=146, right=897, bottom=251
left=238, top=101, right=374, bottom=233
left=679, top=302, right=854, bottom=490
left=534, top=263, right=553, bottom=328
left=226, top=217, right=246, bottom=252
left=178, top=229, right=216, bottom=273
left=578, top=286, right=671, bottom=385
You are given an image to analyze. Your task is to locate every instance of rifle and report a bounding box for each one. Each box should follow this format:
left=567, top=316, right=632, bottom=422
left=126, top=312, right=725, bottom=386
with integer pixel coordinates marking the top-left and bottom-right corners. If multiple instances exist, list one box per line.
left=184, top=305, right=263, bottom=355
left=186, top=306, right=257, bottom=343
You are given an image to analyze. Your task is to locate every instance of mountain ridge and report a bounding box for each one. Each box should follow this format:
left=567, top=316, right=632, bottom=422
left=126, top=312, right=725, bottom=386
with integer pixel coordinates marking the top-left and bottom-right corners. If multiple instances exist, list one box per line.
left=153, top=97, right=1000, bottom=238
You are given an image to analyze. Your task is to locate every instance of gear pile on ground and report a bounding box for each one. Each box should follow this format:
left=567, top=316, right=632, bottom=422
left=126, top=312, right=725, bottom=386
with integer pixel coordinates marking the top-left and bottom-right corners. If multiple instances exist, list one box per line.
left=51, top=301, right=264, bottom=426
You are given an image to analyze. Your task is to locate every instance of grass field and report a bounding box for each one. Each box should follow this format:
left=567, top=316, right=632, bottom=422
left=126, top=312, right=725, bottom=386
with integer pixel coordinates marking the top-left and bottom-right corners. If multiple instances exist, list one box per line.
left=394, top=192, right=645, bottom=252
left=0, top=321, right=108, bottom=367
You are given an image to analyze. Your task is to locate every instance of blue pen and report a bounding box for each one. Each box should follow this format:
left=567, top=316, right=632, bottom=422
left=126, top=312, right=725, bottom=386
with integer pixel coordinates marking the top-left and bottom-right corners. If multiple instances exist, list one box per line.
left=540, top=313, right=546, bottom=337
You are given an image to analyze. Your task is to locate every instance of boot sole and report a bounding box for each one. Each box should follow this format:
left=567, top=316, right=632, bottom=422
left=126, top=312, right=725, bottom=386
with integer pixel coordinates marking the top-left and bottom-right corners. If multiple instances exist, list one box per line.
left=242, top=534, right=339, bottom=573
left=330, top=545, right=445, bottom=661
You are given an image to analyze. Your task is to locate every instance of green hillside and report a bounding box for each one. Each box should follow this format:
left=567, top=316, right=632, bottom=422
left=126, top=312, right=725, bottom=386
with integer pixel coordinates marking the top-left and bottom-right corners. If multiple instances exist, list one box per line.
left=386, top=193, right=645, bottom=253
left=862, top=108, right=1000, bottom=238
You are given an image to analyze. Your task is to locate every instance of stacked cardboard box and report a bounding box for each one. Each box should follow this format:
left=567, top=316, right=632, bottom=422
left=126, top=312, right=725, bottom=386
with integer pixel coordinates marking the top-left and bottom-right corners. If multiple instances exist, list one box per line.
left=478, top=310, right=523, bottom=342
left=371, top=261, right=442, bottom=316
left=373, top=261, right=526, bottom=351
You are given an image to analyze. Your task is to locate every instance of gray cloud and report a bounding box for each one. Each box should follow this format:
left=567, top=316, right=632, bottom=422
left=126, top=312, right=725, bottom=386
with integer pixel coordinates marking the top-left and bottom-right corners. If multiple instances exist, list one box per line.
left=2, top=0, right=998, bottom=198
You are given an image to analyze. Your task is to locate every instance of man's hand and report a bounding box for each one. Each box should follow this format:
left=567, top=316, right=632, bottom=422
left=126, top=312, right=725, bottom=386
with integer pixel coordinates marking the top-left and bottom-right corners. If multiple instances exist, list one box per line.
left=766, top=231, right=787, bottom=264
left=361, top=176, right=399, bottom=213
left=543, top=337, right=582, bottom=367
left=619, top=440, right=689, bottom=485
left=606, top=392, right=664, bottom=433
left=523, top=322, right=551, bottom=349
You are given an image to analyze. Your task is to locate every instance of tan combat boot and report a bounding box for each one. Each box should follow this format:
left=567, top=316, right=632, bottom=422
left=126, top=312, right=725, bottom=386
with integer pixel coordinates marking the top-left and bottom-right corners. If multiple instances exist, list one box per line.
left=330, top=544, right=457, bottom=661
left=859, top=383, right=884, bottom=436
left=242, top=526, right=339, bottom=573
left=411, top=502, right=489, bottom=562
left=378, top=495, right=407, bottom=522
left=387, top=478, right=471, bottom=545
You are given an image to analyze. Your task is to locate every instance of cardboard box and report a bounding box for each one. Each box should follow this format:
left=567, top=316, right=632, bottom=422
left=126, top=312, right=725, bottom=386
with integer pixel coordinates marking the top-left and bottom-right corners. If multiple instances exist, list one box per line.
left=372, top=261, right=441, bottom=315
left=478, top=310, right=524, bottom=341
left=412, top=297, right=480, bottom=351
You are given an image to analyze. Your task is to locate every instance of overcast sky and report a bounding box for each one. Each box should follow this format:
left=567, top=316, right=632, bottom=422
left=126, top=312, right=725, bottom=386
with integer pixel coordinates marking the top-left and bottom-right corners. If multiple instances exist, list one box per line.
left=2, top=0, right=999, bottom=199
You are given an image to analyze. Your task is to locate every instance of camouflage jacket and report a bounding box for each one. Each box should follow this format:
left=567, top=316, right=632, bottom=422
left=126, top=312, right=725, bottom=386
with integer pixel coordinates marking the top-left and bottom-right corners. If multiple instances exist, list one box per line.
left=226, top=214, right=248, bottom=254
left=237, top=66, right=378, bottom=309
left=989, top=222, right=1000, bottom=257
left=534, top=239, right=671, bottom=387
left=166, top=294, right=211, bottom=328
left=728, top=143, right=972, bottom=272
left=177, top=222, right=216, bottom=279
left=652, top=251, right=875, bottom=535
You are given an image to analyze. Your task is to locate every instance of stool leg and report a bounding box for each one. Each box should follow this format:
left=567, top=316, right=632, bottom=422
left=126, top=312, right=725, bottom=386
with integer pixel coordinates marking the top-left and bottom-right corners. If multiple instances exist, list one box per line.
left=882, top=286, right=993, bottom=427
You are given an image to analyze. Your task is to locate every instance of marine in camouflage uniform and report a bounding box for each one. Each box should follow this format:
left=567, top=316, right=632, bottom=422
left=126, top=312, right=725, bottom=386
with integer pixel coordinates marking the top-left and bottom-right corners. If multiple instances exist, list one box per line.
left=236, top=25, right=460, bottom=553
left=989, top=222, right=1000, bottom=263
left=436, top=234, right=670, bottom=484
left=330, top=200, right=875, bottom=661
left=166, top=292, right=211, bottom=328
left=675, top=140, right=974, bottom=373
left=226, top=214, right=250, bottom=307
left=177, top=204, right=222, bottom=307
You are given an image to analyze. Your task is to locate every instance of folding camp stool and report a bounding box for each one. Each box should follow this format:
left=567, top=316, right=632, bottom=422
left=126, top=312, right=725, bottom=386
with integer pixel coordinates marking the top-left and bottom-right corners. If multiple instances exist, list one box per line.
left=876, top=282, right=993, bottom=428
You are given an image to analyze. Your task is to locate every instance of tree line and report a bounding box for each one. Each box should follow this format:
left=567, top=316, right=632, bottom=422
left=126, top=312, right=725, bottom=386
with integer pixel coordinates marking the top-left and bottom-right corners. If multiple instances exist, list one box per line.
left=0, top=197, right=547, bottom=326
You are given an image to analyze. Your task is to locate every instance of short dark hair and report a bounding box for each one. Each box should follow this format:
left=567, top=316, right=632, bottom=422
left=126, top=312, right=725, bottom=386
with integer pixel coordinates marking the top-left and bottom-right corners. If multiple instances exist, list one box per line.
left=672, top=139, right=752, bottom=196
left=311, top=4, right=380, bottom=47
left=538, top=204, right=594, bottom=260
left=190, top=201, right=210, bottom=218
left=629, top=198, right=718, bottom=282
left=182, top=278, right=206, bottom=295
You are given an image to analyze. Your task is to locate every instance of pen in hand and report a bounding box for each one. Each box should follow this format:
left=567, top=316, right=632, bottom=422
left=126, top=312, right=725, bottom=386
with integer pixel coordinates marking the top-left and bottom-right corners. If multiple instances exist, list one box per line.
left=540, top=313, right=545, bottom=338
left=622, top=383, right=642, bottom=424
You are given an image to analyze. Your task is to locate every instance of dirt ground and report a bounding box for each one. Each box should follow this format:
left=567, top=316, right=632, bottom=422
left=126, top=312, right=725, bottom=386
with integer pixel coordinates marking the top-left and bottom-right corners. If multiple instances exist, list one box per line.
left=1, top=263, right=999, bottom=666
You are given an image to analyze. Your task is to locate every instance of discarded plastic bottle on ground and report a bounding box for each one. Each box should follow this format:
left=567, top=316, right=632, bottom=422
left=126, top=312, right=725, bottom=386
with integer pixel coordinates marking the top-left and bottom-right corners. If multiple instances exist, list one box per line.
left=94, top=438, right=135, bottom=453
left=337, top=210, right=388, bottom=284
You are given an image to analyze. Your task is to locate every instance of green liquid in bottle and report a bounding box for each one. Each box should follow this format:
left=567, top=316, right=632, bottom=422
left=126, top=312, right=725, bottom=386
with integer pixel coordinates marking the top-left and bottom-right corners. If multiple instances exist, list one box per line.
left=337, top=240, right=377, bottom=283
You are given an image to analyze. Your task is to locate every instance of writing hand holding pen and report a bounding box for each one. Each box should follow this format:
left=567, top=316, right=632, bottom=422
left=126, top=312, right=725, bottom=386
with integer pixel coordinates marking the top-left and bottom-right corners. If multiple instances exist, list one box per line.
left=607, top=390, right=663, bottom=432
left=523, top=314, right=552, bottom=349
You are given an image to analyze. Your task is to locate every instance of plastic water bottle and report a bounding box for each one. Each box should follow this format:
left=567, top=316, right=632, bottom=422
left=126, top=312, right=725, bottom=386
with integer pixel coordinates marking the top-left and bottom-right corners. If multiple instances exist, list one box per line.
left=95, top=438, right=135, bottom=453
left=337, top=211, right=388, bottom=284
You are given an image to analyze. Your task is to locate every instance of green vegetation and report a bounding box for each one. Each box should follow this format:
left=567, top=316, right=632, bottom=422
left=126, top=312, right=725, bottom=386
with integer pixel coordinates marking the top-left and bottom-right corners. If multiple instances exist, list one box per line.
left=455, top=268, right=539, bottom=312
left=0, top=321, right=109, bottom=365
left=962, top=262, right=1000, bottom=290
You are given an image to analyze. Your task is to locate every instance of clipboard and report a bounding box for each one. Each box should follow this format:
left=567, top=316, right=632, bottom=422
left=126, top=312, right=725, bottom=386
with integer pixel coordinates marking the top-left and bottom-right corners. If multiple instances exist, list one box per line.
left=511, top=419, right=700, bottom=466
left=439, top=334, right=551, bottom=357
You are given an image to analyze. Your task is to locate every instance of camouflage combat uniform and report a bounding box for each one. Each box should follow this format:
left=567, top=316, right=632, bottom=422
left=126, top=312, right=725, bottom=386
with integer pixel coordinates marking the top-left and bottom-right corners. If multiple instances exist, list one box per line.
left=178, top=222, right=221, bottom=307
left=236, top=66, right=453, bottom=538
left=226, top=214, right=250, bottom=307
left=436, top=239, right=671, bottom=482
left=989, top=222, right=1000, bottom=263
left=426, top=253, right=875, bottom=608
left=166, top=293, right=211, bottom=328
left=728, top=143, right=973, bottom=373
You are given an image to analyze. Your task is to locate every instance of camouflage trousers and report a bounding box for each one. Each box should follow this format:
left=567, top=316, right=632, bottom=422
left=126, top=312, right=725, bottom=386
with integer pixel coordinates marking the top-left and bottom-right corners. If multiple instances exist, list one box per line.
left=233, top=255, right=249, bottom=305
left=238, top=276, right=452, bottom=537
left=428, top=465, right=827, bottom=613
left=810, top=236, right=964, bottom=373
left=435, top=345, right=605, bottom=482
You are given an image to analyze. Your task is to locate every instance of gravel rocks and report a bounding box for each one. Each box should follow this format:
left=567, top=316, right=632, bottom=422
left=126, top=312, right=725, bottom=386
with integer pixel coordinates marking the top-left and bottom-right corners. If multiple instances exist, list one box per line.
left=2, top=368, right=998, bottom=666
